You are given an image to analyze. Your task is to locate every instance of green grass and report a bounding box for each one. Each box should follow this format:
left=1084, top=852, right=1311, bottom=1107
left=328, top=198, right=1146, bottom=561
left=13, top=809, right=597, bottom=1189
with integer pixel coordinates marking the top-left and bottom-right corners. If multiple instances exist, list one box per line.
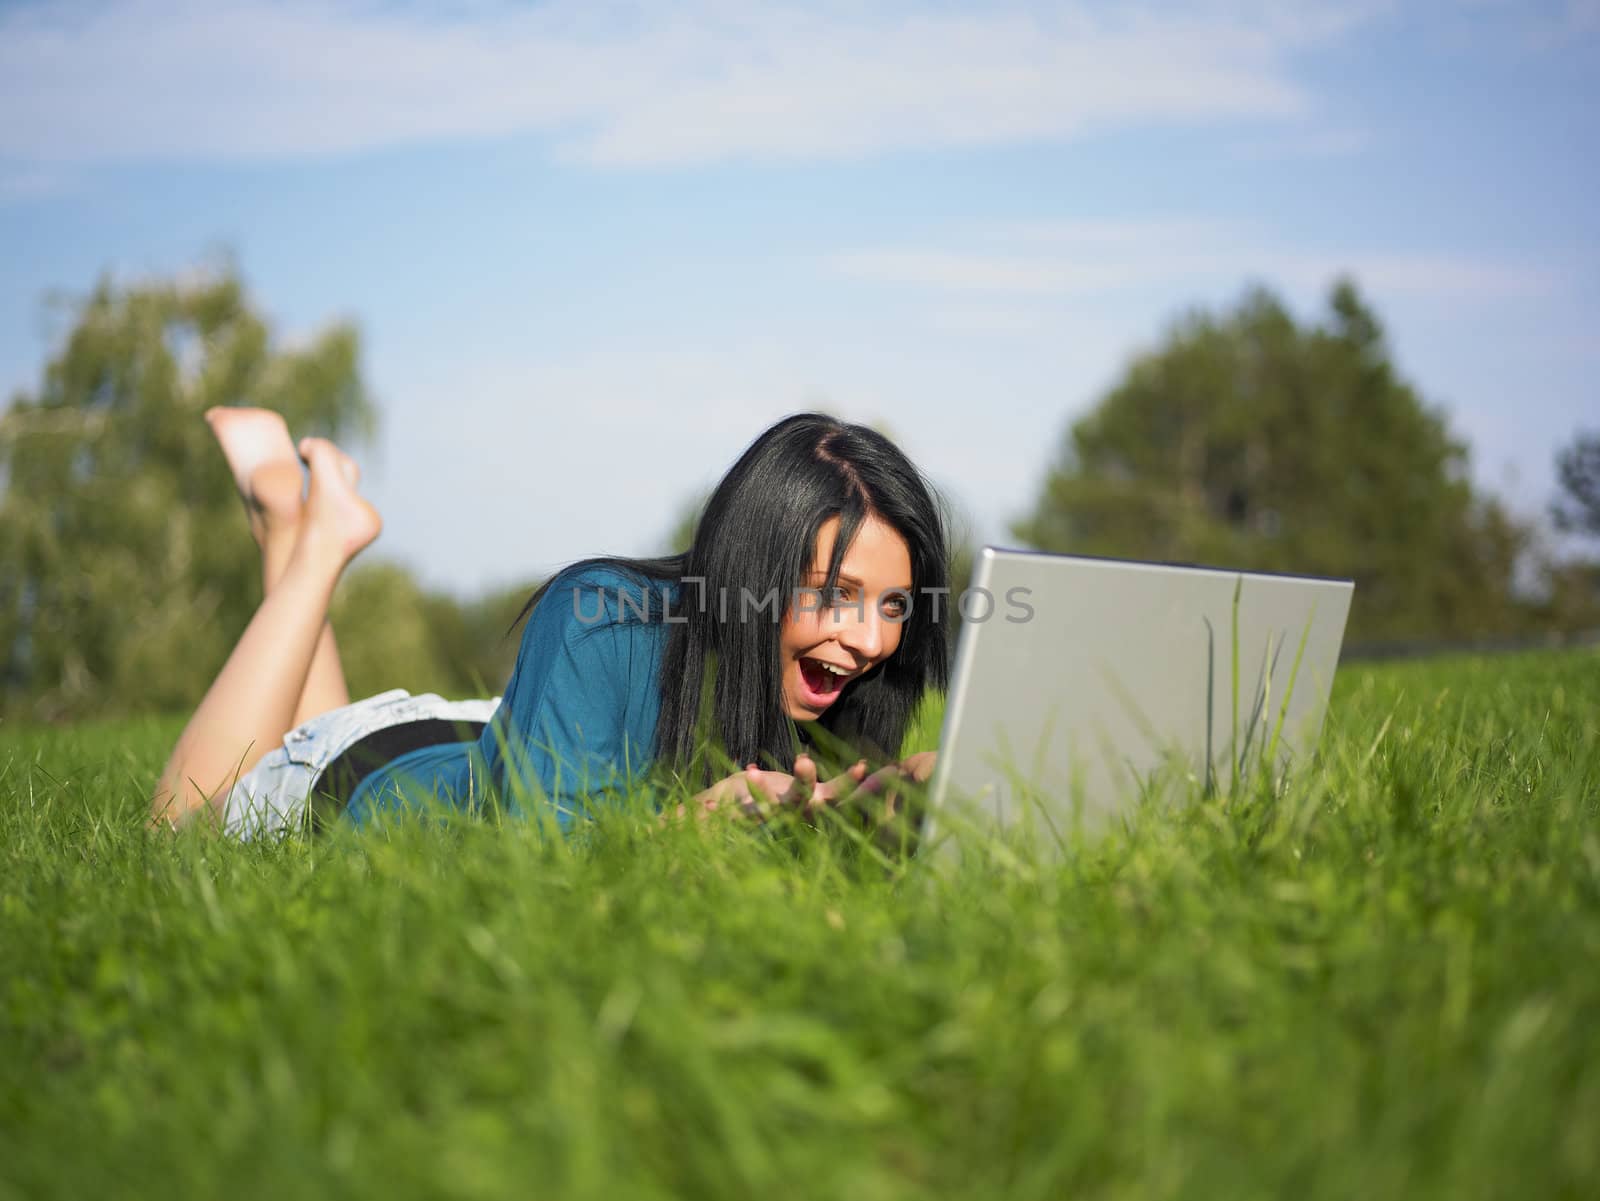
left=2, top=650, right=1598, bottom=1200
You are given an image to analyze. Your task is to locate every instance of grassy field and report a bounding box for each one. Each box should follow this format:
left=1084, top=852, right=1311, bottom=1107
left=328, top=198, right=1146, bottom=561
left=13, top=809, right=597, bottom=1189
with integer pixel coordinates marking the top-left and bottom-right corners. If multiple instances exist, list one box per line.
left=2, top=650, right=1597, bottom=1200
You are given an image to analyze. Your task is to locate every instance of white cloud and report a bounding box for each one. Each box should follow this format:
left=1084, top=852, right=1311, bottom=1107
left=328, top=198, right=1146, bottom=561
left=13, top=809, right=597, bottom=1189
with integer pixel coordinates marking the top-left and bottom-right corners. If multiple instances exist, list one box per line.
left=1276, top=251, right=1557, bottom=299
left=928, top=306, right=1054, bottom=336
left=831, top=250, right=1122, bottom=294
left=0, top=163, right=70, bottom=200
left=1228, top=125, right=1370, bottom=159
left=0, top=0, right=1367, bottom=167
left=828, top=218, right=1561, bottom=304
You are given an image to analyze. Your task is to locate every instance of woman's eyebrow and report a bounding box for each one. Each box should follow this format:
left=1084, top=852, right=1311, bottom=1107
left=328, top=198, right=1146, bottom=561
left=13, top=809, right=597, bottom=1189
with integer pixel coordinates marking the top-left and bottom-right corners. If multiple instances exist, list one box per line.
left=808, top=571, right=912, bottom=591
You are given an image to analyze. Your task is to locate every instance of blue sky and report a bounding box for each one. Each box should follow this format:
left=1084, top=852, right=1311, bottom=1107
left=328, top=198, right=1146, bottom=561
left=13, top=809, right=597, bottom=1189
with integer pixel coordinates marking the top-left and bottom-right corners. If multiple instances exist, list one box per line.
left=2, top=0, right=1595, bottom=595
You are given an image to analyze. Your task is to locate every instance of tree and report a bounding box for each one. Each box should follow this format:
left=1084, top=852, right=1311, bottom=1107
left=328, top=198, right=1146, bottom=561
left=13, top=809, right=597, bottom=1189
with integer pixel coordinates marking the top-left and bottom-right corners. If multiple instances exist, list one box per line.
left=1012, top=280, right=1530, bottom=642
left=416, top=576, right=536, bottom=699
left=328, top=565, right=532, bottom=701
left=1551, top=430, right=1600, bottom=538
left=0, top=267, right=376, bottom=719
left=1536, top=430, right=1600, bottom=631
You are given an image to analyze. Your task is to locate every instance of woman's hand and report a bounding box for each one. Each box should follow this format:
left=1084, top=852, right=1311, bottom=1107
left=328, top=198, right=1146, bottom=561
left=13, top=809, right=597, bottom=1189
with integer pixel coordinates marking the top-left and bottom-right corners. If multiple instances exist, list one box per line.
left=667, top=751, right=934, bottom=826
left=840, top=751, right=938, bottom=848
left=683, top=754, right=868, bottom=823
left=851, top=750, right=938, bottom=796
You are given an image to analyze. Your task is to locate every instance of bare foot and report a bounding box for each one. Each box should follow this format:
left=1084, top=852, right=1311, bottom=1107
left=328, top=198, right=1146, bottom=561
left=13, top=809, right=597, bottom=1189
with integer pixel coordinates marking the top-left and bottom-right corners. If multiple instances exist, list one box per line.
left=205, top=407, right=304, bottom=534
left=298, top=437, right=381, bottom=562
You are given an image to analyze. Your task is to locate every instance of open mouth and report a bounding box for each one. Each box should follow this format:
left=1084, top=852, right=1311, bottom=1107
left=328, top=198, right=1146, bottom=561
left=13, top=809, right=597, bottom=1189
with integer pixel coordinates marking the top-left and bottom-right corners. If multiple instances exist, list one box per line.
left=798, top=656, right=855, bottom=706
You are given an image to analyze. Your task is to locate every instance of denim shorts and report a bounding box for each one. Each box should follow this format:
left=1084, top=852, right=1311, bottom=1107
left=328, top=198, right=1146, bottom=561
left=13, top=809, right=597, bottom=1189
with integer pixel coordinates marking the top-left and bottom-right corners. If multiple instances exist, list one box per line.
left=222, top=689, right=502, bottom=840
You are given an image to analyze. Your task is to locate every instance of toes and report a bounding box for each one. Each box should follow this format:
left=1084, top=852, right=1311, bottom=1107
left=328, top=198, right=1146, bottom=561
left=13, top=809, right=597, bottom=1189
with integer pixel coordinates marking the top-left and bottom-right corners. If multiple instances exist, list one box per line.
left=298, top=437, right=360, bottom=484
left=299, top=437, right=338, bottom=474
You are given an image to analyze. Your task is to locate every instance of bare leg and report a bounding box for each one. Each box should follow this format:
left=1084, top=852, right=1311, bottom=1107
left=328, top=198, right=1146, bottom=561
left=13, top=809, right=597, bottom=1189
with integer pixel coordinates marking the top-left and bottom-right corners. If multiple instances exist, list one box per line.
left=206, top=407, right=352, bottom=728
left=151, top=438, right=382, bottom=828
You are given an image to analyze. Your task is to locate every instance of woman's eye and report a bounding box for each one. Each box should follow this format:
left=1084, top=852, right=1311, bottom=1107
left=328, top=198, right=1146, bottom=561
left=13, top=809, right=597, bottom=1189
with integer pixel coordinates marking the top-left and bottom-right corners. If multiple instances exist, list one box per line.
left=826, top=586, right=852, bottom=605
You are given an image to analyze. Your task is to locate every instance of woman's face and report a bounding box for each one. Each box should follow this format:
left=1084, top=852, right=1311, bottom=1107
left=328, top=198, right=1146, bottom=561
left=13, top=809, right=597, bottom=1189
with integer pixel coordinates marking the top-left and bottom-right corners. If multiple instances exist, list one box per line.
left=780, top=513, right=914, bottom=720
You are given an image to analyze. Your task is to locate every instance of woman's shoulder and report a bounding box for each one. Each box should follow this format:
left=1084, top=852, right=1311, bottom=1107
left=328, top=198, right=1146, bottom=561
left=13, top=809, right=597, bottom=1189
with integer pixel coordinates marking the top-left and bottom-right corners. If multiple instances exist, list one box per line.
left=550, top=561, right=658, bottom=593
left=542, top=562, right=679, bottom=635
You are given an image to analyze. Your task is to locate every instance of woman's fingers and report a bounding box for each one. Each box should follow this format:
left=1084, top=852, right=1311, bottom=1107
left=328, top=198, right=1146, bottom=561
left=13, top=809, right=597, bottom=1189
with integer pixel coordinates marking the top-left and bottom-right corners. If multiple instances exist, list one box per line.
left=736, top=771, right=767, bottom=822
left=708, top=756, right=885, bottom=823
left=741, top=766, right=800, bottom=821
left=800, top=758, right=868, bottom=814
left=898, top=750, right=939, bottom=783
left=782, top=755, right=820, bottom=810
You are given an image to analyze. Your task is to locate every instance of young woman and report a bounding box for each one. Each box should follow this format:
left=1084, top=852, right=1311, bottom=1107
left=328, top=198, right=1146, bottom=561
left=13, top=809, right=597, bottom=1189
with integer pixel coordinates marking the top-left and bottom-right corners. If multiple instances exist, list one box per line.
left=151, top=409, right=949, bottom=837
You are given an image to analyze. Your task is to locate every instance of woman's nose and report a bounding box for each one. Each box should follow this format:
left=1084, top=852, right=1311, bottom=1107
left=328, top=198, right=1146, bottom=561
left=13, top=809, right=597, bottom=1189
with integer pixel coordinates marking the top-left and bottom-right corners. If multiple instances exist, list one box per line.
left=836, top=602, right=886, bottom=661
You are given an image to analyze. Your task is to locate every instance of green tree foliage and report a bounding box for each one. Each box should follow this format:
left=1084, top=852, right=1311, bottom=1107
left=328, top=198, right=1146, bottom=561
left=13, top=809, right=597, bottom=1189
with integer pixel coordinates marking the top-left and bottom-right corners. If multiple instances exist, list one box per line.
left=1537, top=429, right=1600, bottom=630
left=1551, top=430, right=1600, bottom=538
left=329, top=565, right=532, bottom=701
left=0, top=268, right=376, bottom=719
left=1013, top=280, right=1530, bottom=642
left=430, top=580, right=537, bottom=698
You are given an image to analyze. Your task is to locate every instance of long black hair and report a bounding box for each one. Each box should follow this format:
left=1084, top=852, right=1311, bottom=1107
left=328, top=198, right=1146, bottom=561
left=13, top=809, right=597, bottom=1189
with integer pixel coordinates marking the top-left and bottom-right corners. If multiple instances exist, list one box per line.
left=517, top=412, right=951, bottom=784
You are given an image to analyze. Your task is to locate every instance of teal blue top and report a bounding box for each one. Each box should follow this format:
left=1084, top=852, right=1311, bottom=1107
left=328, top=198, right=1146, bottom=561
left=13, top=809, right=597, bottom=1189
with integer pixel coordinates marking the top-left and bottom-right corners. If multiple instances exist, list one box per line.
left=344, top=566, right=673, bottom=830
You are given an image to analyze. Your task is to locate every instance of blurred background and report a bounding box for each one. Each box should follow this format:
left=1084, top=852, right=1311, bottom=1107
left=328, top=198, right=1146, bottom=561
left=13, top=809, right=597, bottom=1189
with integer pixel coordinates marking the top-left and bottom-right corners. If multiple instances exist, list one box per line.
left=1, top=0, right=1596, bottom=720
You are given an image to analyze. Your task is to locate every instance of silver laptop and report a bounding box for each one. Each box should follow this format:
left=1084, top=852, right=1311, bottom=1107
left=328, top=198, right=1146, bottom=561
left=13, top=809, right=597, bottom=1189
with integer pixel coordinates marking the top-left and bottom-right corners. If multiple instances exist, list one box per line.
left=920, top=548, right=1354, bottom=857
